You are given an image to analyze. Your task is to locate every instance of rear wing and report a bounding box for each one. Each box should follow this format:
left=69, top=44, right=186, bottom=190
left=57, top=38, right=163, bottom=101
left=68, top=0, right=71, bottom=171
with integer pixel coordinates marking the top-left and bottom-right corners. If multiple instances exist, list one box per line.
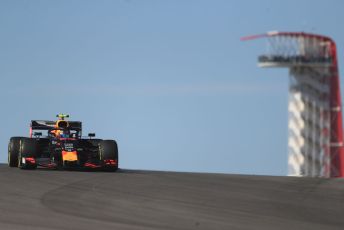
left=31, top=120, right=82, bottom=131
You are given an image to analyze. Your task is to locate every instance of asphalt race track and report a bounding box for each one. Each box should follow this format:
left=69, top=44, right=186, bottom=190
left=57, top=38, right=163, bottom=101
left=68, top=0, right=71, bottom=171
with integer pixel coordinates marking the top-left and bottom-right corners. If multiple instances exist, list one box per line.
left=0, top=164, right=343, bottom=230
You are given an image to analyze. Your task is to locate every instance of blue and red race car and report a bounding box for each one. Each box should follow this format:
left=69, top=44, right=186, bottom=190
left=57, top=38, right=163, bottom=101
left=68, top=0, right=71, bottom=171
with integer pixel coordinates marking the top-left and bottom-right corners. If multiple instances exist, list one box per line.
left=8, top=114, right=118, bottom=171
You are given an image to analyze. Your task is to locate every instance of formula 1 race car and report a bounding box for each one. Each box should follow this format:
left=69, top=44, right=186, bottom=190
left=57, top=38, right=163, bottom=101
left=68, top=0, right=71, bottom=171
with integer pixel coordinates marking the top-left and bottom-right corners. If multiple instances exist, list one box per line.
left=8, top=114, right=118, bottom=171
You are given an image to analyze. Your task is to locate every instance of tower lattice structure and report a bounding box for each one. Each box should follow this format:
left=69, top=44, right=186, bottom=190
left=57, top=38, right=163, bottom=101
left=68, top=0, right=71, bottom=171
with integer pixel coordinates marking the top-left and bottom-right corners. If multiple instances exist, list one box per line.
left=243, top=31, right=344, bottom=177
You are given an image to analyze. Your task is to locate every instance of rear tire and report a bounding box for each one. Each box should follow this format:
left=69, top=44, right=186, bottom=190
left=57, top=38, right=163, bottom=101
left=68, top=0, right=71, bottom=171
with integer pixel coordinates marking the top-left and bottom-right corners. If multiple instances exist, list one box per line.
left=8, top=137, right=23, bottom=167
left=99, top=140, right=118, bottom=171
left=18, top=138, right=38, bottom=170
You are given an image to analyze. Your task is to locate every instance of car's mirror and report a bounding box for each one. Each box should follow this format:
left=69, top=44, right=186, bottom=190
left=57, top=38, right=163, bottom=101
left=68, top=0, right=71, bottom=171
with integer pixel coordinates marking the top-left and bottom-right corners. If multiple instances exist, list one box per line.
left=88, top=133, right=96, bottom=138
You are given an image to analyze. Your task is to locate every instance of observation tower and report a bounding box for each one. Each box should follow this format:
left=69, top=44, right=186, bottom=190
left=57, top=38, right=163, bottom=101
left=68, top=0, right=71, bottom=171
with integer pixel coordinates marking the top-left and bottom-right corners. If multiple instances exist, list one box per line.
left=242, top=31, right=344, bottom=177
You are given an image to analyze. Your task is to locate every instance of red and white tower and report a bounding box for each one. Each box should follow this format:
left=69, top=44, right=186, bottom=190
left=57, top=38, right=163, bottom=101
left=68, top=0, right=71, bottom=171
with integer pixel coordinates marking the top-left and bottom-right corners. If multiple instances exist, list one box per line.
left=243, top=31, right=344, bottom=177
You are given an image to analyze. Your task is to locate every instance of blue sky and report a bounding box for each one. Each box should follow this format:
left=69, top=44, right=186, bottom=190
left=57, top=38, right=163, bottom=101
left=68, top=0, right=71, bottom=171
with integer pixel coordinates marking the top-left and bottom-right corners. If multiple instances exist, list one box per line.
left=1, top=0, right=343, bottom=175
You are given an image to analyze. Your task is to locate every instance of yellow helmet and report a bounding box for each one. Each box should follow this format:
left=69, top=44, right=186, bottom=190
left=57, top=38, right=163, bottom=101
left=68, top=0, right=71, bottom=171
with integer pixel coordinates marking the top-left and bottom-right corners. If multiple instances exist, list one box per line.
left=56, top=120, right=69, bottom=129
left=55, top=114, right=70, bottom=128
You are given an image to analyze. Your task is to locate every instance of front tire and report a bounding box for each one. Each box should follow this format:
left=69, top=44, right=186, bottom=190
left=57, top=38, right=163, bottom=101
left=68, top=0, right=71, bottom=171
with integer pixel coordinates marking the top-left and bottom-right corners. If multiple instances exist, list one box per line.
left=8, top=137, right=23, bottom=167
left=99, top=140, right=118, bottom=171
left=18, top=138, right=38, bottom=170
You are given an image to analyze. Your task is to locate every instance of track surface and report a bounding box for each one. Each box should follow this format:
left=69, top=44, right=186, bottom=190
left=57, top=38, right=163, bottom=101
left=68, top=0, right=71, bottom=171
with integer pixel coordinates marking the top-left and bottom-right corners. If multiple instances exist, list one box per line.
left=0, top=164, right=343, bottom=230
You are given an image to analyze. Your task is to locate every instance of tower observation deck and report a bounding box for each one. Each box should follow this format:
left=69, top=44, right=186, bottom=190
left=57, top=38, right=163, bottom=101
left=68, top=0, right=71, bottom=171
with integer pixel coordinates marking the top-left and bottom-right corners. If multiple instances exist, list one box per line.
left=242, top=31, right=344, bottom=177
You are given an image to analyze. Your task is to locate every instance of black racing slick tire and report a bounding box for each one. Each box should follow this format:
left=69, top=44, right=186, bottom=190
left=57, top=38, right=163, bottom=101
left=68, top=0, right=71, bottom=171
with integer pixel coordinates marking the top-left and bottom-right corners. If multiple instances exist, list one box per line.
left=8, top=137, right=23, bottom=167
left=88, top=139, right=102, bottom=147
left=99, top=140, right=118, bottom=171
left=18, top=138, right=38, bottom=170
